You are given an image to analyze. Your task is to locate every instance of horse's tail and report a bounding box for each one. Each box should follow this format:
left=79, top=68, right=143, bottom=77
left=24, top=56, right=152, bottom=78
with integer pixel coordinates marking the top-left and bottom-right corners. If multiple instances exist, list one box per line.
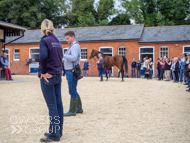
left=122, top=56, right=128, bottom=74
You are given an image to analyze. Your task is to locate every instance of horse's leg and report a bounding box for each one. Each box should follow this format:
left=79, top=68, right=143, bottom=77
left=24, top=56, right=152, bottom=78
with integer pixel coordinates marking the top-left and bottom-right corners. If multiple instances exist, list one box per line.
left=105, top=68, right=108, bottom=81
left=120, top=68, right=124, bottom=81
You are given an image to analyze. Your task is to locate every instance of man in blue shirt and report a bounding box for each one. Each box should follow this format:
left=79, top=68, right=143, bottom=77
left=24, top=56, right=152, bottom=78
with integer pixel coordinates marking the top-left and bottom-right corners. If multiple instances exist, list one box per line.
left=63, top=31, right=83, bottom=117
left=179, top=53, right=186, bottom=84
left=131, top=58, right=136, bottom=78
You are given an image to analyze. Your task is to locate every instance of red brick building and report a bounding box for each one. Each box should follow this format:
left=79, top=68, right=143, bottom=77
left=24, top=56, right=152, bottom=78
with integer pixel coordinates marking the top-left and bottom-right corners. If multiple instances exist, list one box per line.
left=4, top=25, right=190, bottom=77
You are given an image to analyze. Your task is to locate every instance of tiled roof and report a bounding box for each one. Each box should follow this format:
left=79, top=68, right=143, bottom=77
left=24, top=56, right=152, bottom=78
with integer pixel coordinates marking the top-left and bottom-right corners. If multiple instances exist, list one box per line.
left=139, top=26, right=190, bottom=43
left=5, top=25, right=144, bottom=44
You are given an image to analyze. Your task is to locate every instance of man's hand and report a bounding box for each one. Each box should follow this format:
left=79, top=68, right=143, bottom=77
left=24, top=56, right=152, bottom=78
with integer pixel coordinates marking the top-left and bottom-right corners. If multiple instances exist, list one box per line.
left=40, top=73, right=52, bottom=83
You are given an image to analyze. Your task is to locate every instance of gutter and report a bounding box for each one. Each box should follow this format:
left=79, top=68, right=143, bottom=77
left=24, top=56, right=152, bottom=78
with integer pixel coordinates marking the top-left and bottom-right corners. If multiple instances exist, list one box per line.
left=138, top=40, right=190, bottom=44
left=3, top=30, right=25, bottom=51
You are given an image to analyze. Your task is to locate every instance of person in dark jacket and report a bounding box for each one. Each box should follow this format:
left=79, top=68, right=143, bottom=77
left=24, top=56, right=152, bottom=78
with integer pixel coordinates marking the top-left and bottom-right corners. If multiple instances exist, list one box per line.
left=131, top=58, right=136, bottom=78
left=97, top=53, right=104, bottom=81
left=156, top=58, right=161, bottom=79
left=136, top=60, right=141, bottom=78
left=38, top=19, right=63, bottom=142
left=185, top=63, right=190, bottom=92
left=83, top=60, right=90, bottom=77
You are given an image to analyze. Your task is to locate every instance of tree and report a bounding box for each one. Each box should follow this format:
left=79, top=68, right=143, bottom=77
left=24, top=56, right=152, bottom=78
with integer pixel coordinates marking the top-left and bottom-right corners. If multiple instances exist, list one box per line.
left=109, top=13, right=131, bottom=25
left=121, top=0, right=190, bottom=26
left=66, top=0, right=97, bottom=27
left=96, top=0, right=115, bottom=24
left=157, top=0, right=190, bottom=26
left=0, top=0, right=67, bottom=29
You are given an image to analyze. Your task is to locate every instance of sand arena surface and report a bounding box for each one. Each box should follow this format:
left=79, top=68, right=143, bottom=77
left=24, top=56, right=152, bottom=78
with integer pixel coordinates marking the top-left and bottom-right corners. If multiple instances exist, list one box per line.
left=0, top=75, right=190, bottom=143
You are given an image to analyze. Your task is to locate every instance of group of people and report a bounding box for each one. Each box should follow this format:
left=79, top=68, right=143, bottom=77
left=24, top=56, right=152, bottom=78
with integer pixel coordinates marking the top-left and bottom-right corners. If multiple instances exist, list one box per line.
left=131, top=57, right=153, bottom=79
left=38, top=19, right=83, bottom=142
left=156, top=53, right=190, bottom=92
left=130, top=54, right=190, bottom=92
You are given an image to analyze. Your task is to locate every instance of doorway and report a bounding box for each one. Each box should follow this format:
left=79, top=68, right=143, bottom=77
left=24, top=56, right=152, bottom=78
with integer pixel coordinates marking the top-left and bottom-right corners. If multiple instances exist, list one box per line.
left=139, top=47, right=154, bottom=76
left=99, top=47, right=113, bottom=75
left=29, top=48, right=40, bottom=73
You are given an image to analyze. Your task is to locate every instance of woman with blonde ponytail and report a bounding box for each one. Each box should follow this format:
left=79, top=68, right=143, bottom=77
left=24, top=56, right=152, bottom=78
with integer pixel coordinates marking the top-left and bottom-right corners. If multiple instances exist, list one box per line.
left=38, top=19, right=63, bottom=142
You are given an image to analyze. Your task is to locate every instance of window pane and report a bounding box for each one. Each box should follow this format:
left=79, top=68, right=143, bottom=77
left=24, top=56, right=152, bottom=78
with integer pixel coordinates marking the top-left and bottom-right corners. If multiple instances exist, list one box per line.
left=81, top=48, right=87, bottom=59
left=14, top=49, right=20, bottom=60
left=160, top=46, right=169, bottom=58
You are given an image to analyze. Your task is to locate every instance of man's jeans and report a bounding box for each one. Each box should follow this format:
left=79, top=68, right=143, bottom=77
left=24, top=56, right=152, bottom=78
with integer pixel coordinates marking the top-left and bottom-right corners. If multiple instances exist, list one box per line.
left=131, top=68, right=136, bottom=78
left=179, top=69, right=186, bottom=83
left=40, top=74, right=63, bottom=140
left=188, top=77, right=190, bottom=88
left=66, top=70, right=79, bottom=98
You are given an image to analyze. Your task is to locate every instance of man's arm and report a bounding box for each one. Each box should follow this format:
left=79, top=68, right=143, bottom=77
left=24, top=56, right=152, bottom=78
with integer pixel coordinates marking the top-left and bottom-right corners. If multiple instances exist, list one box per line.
left=64, top=44, right=79, bottom=61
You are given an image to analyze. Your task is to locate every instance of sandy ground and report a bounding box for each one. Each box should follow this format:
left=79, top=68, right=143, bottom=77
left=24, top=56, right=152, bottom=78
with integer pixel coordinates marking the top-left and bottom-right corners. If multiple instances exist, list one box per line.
left=0, top=75, right=190, bottom=143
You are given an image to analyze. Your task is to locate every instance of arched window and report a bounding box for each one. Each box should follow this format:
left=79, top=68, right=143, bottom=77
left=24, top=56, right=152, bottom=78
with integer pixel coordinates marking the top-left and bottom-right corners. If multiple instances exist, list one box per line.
left=159, top=46, right=169, bottom=58
left=118, top=46, right=126, bottom=57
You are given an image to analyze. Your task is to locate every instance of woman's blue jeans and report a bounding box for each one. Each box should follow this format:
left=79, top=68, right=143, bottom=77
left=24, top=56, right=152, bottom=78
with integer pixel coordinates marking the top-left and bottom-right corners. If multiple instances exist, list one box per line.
left=40, top=74, right=63, bottom=140
left=66, top=70, right=79, bottom=98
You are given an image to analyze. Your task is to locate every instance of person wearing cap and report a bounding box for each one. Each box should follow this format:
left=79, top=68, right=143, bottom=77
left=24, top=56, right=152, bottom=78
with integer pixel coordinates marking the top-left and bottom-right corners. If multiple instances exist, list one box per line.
left=179, top=53, right=186, bottom=84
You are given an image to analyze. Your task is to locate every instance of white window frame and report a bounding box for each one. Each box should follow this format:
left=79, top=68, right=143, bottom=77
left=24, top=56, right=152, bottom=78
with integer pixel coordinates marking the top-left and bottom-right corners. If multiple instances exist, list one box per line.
left=118, top=46, right=126, bottom=57
left=29, top=47, right=40, bottom=73
left=81, top=48, right=87, bottom=61
left=159, top=46, right=169, bottom=58
left=99, top=47, right=113, bottom=55
left=13, top=48, right=20, bottom=61
left=183, top=45, right=190, bottom=54
left=99, top=47, right=113, bottom=75
left=139, top=46, right=155, bottom=76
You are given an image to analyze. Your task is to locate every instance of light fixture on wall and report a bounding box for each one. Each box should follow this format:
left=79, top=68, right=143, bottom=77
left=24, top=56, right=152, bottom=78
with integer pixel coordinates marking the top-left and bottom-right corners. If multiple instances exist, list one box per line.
left=175, top=44, right=178, bottom=47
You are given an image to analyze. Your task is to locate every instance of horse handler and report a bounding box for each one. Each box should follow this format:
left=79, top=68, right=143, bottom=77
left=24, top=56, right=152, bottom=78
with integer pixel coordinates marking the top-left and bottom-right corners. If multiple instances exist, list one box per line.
left=38, top=19, right=63, bottom=142
left=97, top=53, right=104, bottom=81
left=63, top=31, right=83, bottom=117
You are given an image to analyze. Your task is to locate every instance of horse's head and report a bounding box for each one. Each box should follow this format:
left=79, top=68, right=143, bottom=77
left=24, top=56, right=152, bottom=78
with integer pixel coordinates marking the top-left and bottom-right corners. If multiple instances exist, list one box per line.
left=89, top=49, right=98, bottom=59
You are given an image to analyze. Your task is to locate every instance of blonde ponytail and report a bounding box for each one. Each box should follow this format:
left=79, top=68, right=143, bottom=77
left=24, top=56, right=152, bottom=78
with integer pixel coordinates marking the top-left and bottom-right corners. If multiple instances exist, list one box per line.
left=41, top=19, right=55, bottom=36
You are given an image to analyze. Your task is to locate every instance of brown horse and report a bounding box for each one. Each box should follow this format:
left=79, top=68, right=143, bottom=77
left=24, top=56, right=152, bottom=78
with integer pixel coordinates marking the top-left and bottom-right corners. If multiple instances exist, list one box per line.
left=89, top=49, right=128, bottom=81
